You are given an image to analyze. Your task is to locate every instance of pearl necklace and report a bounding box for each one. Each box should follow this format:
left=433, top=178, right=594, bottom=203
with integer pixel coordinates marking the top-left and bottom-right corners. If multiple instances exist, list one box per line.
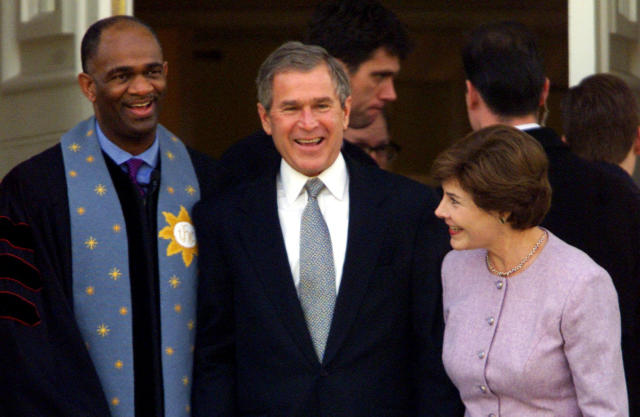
left=486, top=231, right=547, bottom=278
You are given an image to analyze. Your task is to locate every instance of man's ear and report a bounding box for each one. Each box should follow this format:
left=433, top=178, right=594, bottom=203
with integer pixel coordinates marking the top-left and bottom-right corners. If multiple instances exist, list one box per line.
left=465, top=80, right=479, bottom=110
left=78, top=72, right=97, bottom=103
left=257, top=103, right=272, bottom=135
left=342, top=96, right=352, bottom=129
left=634, top=126, right=640, bottom=155
left=561, top=134, right=568, bottom=144
left=539, top=77, right=550, bottom=106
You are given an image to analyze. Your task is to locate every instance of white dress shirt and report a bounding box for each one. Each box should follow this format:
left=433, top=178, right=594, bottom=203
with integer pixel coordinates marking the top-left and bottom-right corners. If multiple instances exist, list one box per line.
left=277, top=154, right=349, bottom=293
left=514, top=122, right=540, bottom=131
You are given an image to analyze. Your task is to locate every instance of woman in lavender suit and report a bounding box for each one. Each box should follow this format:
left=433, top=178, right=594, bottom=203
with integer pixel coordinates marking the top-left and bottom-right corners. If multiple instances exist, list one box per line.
left=431, top=125, right=627, bottom=417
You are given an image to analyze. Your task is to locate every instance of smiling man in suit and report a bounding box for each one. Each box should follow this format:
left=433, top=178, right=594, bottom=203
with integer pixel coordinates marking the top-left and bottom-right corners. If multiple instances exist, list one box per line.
left=191, top=41, right=462, bottom=417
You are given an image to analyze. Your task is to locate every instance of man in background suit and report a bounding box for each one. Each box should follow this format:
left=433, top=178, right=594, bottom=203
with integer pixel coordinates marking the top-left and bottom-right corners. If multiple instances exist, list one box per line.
left=462, top=21, right=640, bottom=416
left=191, top=41, right=462, bottom=417
left=562, top=73, right=640, bottom=177
left=219, top=0, right=411, bottom=182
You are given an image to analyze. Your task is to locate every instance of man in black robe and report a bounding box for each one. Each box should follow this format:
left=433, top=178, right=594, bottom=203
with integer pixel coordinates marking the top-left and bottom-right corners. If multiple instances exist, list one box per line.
left=0, top=16, right=219, bottom=417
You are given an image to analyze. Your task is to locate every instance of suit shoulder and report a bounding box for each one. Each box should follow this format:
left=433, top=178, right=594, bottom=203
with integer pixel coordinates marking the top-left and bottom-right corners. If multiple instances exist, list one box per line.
left=221, top=129, right=274, bottom=160
left=187, top=146, right=217, bottom=168
left=7, top=143, right=63, bottom=174
left=193, top=174, right=257, bottom=216
left=593, top=162, right=640, bottom=200
left=2, top=144, right=66, bottom=194
left=218, top=130, right=280, bottom=186
left=366, top=165, right=440, bottom=206
left=186, top=146, right=225, bottom=199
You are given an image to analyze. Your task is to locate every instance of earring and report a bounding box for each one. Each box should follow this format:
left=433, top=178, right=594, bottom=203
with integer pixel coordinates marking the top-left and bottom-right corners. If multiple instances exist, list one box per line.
left=499, top=217, right=506, bottom=224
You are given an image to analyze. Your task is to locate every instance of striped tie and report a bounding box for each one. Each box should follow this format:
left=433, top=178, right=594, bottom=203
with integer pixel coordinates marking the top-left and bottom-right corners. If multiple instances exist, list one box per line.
left=124, top=158, right=145, bottom=195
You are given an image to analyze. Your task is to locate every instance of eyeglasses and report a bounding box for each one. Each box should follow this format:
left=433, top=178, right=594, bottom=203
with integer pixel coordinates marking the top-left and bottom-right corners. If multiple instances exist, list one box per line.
left=354, top=141, right=402, bottom=162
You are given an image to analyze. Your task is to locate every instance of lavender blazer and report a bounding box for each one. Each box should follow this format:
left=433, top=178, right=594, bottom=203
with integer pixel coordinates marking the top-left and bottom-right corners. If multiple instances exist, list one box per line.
left=441, top=231, right=628, bottom=417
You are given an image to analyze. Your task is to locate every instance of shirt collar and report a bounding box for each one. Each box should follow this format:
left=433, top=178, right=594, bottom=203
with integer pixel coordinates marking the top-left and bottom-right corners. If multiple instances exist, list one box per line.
left=514, top=123, right=541, bottom=131
left=95, top=121, right=159, bottom=168
left=280, top=153, right=349, bottom=205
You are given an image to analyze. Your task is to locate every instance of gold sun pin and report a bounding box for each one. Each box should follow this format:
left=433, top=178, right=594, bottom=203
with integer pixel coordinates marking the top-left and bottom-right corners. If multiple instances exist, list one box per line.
left=158, top=205, right=197, bottom=267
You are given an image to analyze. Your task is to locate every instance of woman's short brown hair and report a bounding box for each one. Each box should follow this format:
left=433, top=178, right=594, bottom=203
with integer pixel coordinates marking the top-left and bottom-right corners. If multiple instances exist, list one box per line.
left=431, top=125, right=551, bottom=230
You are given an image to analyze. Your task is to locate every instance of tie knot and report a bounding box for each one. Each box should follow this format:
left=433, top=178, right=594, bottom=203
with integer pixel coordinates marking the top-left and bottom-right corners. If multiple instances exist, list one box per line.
left=125, top=158, right=145, bottom=180
left=305, top=178, right=324, bottom=199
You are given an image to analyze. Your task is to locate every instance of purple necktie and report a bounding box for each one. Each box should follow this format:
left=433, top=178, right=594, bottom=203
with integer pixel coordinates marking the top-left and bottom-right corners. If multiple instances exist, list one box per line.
left=124, top=158, right=145, bottom=195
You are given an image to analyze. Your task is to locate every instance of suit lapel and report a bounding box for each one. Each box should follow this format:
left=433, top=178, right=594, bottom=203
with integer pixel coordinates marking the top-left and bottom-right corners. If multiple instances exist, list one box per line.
left=237, top=175, right=319, bottom=365
left=323, top=160, right=390, bottom=364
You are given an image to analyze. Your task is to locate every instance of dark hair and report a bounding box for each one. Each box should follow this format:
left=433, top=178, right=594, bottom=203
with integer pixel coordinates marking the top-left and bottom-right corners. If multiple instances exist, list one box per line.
left=306, top=0, right=411, bottom=73
left=462, top=21, right=545, bottom=117
left=432, top=125, right=551, bottom=230
left=561, top=73, right=639, bottom=164
left=81, top=15, right=160, bottom=73
left=256, top=41, right=351, bottom=112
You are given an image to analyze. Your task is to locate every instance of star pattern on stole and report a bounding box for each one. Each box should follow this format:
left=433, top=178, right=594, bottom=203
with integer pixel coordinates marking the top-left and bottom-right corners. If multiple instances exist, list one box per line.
left=85, top=236, right=98, bottom=250
left=169, top=275, right=181, bottom=288
left=71, top=129, right=197, bottom=413
left=97, top=323, right=110, bottom=337
left=109, top=267, right=122, bottom=281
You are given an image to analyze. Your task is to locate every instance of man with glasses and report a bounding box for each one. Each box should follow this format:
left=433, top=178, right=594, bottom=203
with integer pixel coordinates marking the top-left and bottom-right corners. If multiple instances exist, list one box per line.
left=345, top=112, right=400, bottom=170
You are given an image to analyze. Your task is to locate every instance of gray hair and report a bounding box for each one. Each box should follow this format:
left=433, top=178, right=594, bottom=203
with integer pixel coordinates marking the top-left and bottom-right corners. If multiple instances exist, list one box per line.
left=256, top=41, right=351, bottom=112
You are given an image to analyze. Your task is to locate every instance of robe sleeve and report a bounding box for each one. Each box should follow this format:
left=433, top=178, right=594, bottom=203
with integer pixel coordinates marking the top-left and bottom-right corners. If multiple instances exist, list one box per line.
left=0, top=170, right=43, bottom=327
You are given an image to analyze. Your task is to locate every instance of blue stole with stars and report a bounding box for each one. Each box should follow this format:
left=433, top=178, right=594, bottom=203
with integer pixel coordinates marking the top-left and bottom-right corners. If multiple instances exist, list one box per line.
left=61, top=117, right=200, bottom=417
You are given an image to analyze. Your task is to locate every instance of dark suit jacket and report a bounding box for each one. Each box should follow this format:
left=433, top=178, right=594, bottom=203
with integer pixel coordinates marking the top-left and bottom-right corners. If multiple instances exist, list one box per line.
left=527, top=127, right=640, bottom=416
left=191, top=153, right=463, bottom=417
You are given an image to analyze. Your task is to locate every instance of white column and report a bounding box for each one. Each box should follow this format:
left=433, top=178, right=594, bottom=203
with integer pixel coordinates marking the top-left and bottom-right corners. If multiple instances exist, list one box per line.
left=568, top=0, right=600, bottom=86
left=0, top=0, right=133, bottom=178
